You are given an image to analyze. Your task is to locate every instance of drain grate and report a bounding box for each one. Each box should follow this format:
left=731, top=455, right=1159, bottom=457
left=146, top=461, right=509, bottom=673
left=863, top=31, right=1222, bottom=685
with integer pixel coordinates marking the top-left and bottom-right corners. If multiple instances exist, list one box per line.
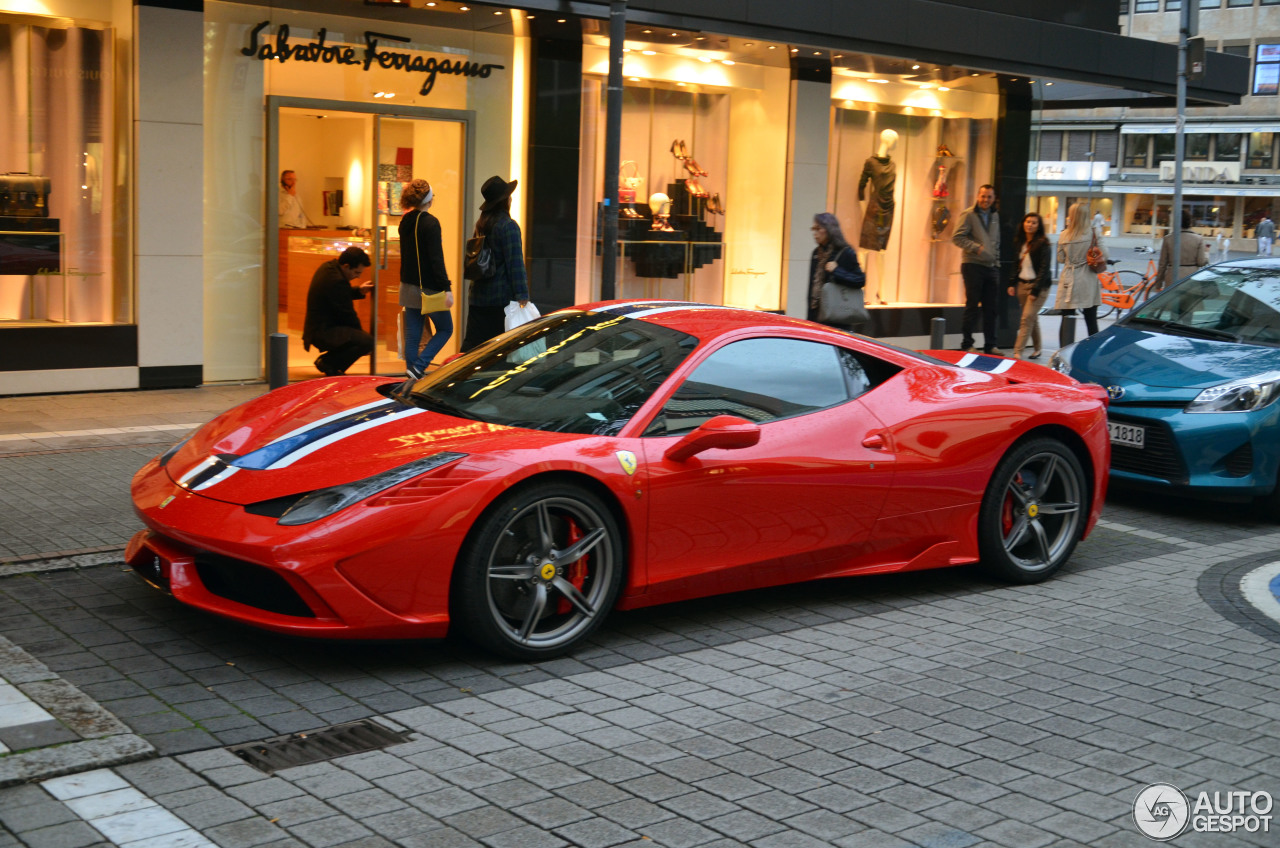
left=228, top=719, right=413, bottom=773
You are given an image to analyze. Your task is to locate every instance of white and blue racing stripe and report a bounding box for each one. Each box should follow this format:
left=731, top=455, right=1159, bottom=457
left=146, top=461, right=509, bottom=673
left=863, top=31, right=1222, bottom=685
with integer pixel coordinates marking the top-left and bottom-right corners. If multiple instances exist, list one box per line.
left=232, top=400, right=424, bottom=471
left=955, top=353, right=1015, bottom=374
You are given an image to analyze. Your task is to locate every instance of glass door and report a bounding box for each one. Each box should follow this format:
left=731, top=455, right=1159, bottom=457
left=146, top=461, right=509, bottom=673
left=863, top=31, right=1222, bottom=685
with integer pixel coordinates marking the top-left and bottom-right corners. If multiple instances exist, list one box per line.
left=372, top=115, right=467, bottom=376
left=273, top=104, right=467, bottom=380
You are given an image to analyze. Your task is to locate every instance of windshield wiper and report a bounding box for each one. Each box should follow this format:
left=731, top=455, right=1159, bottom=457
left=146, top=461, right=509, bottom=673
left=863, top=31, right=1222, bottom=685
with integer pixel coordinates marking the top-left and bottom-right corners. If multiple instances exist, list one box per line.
left=406, top=391, right=483, bottom=421
left=1127, top=316, right=1240, bottom=342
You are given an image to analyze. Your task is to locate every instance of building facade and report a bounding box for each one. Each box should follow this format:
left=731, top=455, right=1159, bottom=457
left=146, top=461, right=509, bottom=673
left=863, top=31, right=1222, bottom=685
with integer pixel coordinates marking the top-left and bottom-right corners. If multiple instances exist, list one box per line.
left=1031, top=0, right=1280, bottom=245
left=0, top=0, right=1248, bottom=395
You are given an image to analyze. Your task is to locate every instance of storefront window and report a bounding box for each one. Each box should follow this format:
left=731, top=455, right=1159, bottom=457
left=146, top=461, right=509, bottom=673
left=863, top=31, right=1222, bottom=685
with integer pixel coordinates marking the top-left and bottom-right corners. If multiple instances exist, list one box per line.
left=1123, top=134, right=1151, bottom=167
left=204, top=1, right=516, bottom=381
left=1247, top=132, right=1275, bottom=168
left=1215, top=133, right=1242, bottom=160
left=577, top=36, right=789, bottom=310
left=1245, top=198, right=1276, bottom=236
left=1187, top=198, right=1234, bottom=233
left=0, top=16, right=123, bottom=327
left=829, top=70, right=997, bottom=306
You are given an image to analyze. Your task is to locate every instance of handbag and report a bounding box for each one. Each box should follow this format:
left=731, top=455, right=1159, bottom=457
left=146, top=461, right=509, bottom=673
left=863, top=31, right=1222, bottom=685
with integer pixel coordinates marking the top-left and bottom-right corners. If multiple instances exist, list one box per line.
left=819, top=249, right=869, bottom=325
left=412, top=212, right=452, bottom=312
left=463, top=232, right=497, bottom=282
left=1086, top=231, right=1107, bottom=274
left=618, top=160, right=643, bottom=204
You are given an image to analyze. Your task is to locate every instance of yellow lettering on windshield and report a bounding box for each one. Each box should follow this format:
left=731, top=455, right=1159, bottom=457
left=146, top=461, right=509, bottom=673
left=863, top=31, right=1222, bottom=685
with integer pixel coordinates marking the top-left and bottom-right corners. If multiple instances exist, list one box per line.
left=468, top=317, right=626, bottom=400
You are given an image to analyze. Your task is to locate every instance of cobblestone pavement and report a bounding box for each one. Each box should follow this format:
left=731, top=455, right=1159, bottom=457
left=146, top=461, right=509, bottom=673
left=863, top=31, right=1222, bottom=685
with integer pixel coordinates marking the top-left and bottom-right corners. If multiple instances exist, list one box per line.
left=3, top=375, right=1280, bottom=847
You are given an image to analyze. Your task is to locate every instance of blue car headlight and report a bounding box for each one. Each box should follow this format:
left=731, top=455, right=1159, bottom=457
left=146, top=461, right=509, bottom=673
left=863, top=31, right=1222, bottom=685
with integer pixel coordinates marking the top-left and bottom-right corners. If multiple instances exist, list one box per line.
left=1186, top=371, right=1280, bottom=414
left=1049, top=344, right=1076, bottom=376
left=278, top=451, right=467, bottom=526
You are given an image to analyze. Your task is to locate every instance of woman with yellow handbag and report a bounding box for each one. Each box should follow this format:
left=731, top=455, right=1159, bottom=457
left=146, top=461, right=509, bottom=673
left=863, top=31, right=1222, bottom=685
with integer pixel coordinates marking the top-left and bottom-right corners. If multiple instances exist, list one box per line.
left=399, top=180, right=454, bottom=379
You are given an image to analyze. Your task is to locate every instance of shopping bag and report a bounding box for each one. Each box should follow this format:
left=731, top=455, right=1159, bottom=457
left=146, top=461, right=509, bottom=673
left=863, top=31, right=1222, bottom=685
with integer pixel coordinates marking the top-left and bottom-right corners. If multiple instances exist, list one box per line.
left=504, top=300, right=541, bottom=331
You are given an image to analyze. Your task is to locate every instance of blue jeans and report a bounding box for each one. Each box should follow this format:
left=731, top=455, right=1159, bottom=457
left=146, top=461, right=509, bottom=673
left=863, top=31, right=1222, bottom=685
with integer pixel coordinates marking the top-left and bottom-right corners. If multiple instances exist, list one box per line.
left=403, top=307, right=453, bottom=372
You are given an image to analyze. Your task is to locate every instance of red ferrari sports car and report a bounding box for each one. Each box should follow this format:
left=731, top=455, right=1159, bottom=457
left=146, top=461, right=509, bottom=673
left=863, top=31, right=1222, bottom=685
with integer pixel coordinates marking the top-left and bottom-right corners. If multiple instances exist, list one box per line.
left=128, top=301, right=1110, bottom=659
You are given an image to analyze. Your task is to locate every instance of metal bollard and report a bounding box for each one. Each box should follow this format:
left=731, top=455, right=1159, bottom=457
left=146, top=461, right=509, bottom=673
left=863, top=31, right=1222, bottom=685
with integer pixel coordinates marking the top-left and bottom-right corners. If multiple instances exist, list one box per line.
left=268, top=332, right=288, bottom=390
left=929, top=316, right=946, bottom=350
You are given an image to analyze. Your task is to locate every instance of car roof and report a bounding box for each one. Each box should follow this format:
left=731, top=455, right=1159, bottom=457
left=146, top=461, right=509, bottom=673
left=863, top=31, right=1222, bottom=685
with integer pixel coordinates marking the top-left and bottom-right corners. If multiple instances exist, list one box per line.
left=1207, top=257, right=1280, bottom=275
left=570, top=300, right=830, bottom=338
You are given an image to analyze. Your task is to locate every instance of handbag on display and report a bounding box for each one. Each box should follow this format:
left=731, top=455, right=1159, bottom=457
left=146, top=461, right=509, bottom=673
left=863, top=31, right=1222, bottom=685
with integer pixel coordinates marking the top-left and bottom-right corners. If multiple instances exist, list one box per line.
left=618, top=160, right=643, bottom=204
left=463, top=232, right=497, bottom=282
left=1086, top=231, right=1107, bottom=274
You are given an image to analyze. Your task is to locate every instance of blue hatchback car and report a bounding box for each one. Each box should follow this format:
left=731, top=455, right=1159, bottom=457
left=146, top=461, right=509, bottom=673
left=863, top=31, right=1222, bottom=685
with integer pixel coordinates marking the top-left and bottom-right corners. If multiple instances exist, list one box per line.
left=1051, top=258, right=1280, bottom=508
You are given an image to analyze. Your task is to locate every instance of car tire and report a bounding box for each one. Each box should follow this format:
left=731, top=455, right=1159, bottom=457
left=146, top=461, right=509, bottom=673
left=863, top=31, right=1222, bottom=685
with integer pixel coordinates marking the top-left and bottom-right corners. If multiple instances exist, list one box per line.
left=452, top=482, right=625, bottom=660
left=978, top=437, right=1087, bottom=583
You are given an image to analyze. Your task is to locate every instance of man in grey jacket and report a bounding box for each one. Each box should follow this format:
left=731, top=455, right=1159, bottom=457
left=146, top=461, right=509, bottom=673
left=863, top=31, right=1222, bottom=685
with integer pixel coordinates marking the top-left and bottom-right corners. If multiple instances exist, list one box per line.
left=952, top=185, right=1002, bottom=355
left=1257, top=215, right=1275, bottom=257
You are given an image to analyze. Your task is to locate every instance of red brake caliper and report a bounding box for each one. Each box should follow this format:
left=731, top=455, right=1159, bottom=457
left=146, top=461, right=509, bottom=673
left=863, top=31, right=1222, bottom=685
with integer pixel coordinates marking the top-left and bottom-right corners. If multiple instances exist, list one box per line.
left=555, top=519, right=589, bottom=614
left=1002, top=473, right=1022, bottom=536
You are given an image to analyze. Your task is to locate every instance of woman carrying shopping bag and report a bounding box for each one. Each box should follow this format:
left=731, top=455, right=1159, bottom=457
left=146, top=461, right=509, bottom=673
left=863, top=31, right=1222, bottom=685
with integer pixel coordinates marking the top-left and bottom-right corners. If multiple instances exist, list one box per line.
left=398, top=180, right=453, bottom=379
left=461, top=176, right=530, bottom=352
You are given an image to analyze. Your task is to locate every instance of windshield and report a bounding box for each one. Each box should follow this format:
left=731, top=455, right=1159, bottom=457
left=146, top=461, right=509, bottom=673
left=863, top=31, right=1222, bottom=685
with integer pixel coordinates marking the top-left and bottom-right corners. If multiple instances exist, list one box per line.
left=1129, top=267, right=1280, bottom=346
left=399, top=311, right=698, bottom=435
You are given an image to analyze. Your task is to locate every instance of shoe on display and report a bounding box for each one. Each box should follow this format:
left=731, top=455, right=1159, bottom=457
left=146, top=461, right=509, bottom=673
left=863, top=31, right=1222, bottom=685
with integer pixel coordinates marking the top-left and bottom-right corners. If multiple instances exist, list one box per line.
left=670, top=139, right=686, bottom=160
left=685, top=179, right=708, bottom=198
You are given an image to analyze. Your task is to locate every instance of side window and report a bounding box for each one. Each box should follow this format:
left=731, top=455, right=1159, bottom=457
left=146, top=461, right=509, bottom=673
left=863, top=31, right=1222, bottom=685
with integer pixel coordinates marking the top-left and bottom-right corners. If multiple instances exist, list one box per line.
left=645, top=338, right=851, bottom=436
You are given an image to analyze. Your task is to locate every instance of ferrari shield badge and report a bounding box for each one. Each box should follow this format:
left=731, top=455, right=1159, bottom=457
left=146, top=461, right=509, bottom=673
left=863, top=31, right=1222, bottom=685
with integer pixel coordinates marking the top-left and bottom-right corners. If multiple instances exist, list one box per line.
left=159, top=495, right=175, bottom=509
left=615, top=450, right=638, bottom=476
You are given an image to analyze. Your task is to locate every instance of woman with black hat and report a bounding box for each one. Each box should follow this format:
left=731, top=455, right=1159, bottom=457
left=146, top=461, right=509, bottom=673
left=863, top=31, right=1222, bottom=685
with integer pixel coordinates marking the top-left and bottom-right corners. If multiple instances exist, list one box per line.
left=462, top=175, right=529, bottom=351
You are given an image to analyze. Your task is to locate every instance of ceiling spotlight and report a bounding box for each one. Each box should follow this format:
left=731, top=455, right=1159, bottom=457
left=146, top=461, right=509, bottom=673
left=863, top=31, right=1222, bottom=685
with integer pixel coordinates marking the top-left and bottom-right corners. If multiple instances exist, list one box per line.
left=939, top=86, right=950, bottom=91
left=642, top=50, right=656, bottom=55
left=493, top=10, right=501, bottom=14
left=912, top=64, right=920, bottom=70
left=768, top=45, right=776, bottom=50
left=557, top=18, right=565, bottom=23
left=790, top=48, right=798, bottom=53
left=1045, top=81, right=1054, bottom=85
left=425, top=1, right=435, bottom=5
left=696, top=36, right=705, bottom=41
left=869, top=79, right=888, bottom=84
left=699, top=56, right=712, bottom=63
left=628, top=77, right=639, bottom=81
left=834, top=54, right=843, bottom=59
left=642, top=29, right=652, bottom=33
left=459, top=5, right=469, bottom=9
left=722, top=59, right=735, bottom=65
left=813, top=51, right=821, bottom=55
left=670, top=32, right=678, bottom=36
left=745, top=42, right=754, bottom=47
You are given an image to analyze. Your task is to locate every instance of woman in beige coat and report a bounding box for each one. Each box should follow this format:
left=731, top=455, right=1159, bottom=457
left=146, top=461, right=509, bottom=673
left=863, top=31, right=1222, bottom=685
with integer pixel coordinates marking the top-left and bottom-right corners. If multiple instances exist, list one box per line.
left=1156, top=209, right=1209, bottom=291
left=1054, top=202, right=1104, bottom=344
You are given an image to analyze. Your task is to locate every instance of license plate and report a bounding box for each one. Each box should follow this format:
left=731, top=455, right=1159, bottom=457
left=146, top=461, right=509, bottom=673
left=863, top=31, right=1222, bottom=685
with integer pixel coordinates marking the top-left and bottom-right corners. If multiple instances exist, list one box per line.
left=1109, top=421, right=1145, bottom=449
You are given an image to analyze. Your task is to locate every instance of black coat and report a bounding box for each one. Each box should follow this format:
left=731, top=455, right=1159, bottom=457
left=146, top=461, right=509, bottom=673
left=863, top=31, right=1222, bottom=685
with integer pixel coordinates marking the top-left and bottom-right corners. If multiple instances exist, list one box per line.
left=399, top=209, right=451, bottom=292
left=807, top=245, right=865, bottom=322
left=1012, top=239, right=1052, bottom=296
left=302, top=259, right=366, bottom=349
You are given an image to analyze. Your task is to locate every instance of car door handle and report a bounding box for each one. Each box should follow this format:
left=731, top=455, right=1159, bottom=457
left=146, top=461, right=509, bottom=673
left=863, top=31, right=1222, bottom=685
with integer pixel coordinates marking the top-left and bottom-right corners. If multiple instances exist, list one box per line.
left=862, top=433, right=887, bottom=450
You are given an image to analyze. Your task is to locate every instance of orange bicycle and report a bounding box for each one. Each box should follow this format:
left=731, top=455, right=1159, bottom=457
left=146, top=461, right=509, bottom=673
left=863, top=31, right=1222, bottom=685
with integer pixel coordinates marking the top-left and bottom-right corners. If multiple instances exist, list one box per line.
left=1098, top=258, right=1160, bottom=319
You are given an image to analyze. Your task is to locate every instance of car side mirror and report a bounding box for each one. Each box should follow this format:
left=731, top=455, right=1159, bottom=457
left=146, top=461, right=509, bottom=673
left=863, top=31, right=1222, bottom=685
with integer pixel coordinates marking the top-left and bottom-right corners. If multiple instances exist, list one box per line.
left=664, top=415, right=761, bottom=463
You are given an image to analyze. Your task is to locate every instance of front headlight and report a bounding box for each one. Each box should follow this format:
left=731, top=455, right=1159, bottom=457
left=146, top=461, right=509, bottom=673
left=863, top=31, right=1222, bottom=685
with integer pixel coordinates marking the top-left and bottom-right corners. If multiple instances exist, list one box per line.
left=1186, top=371, right=1280, bottom=414
left=278, top=452, right=467, bottom=525
left=1048, top=344, right=1076, bottom=375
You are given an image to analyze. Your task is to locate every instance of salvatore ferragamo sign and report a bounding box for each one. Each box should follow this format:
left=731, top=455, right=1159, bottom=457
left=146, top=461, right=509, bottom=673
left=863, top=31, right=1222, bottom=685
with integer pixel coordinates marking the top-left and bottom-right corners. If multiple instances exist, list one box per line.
left=241, top=22, right=505, bottom=96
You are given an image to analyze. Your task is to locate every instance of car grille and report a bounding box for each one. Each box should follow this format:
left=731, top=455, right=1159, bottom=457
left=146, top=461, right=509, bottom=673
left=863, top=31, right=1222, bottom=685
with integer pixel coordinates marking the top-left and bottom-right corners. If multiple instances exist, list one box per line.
left=1220, top=441, right=1253, bottom=478
left=1108, top=412, right=1187, bottom=484
left=194, top=554, right=315, bottom=618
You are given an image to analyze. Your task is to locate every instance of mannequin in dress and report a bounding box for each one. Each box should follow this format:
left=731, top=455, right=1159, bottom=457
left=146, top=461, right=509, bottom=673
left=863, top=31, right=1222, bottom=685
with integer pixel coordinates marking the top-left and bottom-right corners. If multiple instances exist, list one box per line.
left=858, top=129, right=898, bottom=302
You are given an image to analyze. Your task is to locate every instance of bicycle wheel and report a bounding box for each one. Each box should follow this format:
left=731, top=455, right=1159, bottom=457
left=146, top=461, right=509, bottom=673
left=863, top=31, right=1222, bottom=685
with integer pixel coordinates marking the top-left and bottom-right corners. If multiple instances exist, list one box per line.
left=1128, top=275, right=1161, bottom=315
left=1101, top=270, right=1144, bottom=320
